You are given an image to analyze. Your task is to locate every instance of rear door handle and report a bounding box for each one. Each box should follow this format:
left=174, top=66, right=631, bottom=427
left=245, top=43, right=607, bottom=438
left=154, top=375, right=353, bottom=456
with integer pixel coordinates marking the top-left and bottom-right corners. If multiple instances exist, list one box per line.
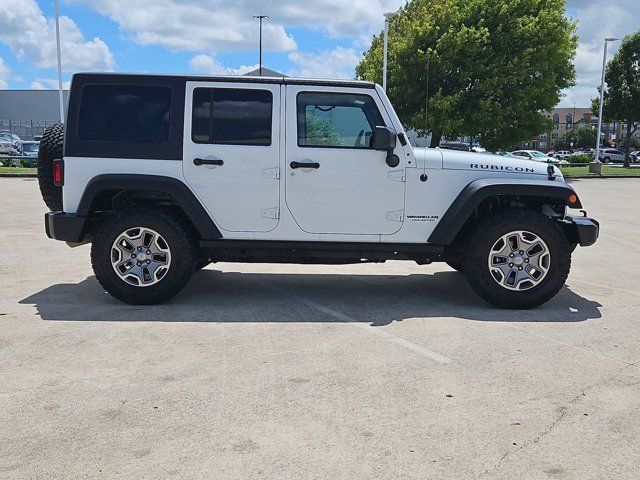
left=290, top=161, right=320, bottom=169
left=194, top=158, right=224, bottom=166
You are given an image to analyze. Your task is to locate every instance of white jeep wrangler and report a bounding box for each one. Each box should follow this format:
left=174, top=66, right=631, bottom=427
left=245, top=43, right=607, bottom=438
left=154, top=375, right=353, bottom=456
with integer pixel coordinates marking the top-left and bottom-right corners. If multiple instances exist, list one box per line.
left=39, top=73, right=598, bottom=308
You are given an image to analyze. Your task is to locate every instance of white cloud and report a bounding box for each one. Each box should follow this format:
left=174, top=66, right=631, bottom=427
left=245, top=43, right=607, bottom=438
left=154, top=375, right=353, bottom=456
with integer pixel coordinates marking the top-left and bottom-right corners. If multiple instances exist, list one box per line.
left=288, top=47, right=360, bottom=79
left=0, top=56, right=9, bottom=88
left=189, top=54, right=258, bottom=76
left=0, top=0, right=115, bottom=72
left=70, top=0, right=405, bottom=52
left=559, top=0, right=639, bottom=107
left=72, top=0, right=298, bottom=52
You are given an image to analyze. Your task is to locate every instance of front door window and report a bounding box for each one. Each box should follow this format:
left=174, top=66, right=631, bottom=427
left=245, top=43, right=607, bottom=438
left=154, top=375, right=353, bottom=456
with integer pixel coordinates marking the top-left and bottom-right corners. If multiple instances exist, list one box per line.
left=297, top=92, right=385, bottom=149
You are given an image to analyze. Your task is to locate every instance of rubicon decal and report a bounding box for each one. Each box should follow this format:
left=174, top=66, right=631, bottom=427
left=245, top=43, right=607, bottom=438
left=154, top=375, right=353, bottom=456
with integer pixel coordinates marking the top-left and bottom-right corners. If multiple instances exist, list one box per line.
left=470, top=164, right=536, bottom=173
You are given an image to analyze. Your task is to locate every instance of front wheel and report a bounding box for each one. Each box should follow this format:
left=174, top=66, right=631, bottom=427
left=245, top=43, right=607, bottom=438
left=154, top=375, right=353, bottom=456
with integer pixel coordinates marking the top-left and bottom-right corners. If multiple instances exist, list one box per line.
left=463, top=211, right=571, bottom=309
left=91, top=208, right=197, bottom=305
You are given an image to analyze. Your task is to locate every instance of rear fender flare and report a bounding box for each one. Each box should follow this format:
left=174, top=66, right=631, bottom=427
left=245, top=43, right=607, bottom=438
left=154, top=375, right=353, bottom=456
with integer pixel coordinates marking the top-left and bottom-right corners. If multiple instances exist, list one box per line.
left=77, top=174, right=222, bottom=240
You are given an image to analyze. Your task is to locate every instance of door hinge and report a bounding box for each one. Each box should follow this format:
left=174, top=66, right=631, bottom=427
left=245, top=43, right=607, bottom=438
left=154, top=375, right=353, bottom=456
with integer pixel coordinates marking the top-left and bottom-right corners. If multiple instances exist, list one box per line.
left=262, top=167, right=280, bottom=180
left=386, top=209, right=404, bottom=222
left=262, top=207, right=280, bottom=219
left=388, top=170, right=405, bottom=182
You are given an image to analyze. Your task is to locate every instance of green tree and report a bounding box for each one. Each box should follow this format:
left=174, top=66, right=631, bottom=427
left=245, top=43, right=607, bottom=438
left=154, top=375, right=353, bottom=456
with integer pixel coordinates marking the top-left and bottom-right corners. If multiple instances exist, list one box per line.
left=355, top=0, right=577, bottom=150
left=556, top=126, right=597, bottom=150
left=593, top=32, right=640, bottom=167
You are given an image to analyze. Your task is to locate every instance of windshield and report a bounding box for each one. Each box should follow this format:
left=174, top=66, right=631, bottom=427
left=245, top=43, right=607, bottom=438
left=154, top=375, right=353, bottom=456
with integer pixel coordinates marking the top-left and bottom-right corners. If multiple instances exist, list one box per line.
left=531, top=151, right=547, bottom=158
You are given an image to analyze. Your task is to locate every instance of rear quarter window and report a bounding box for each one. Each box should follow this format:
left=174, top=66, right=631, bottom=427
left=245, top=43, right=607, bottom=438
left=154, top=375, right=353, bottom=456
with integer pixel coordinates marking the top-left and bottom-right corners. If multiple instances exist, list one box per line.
left=78, top=85, right=171, bottom=143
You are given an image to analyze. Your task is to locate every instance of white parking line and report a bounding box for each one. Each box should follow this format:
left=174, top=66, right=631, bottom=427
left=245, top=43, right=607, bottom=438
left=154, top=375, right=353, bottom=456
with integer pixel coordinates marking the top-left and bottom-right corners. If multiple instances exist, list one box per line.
left=277, top=288, right=452, bottom=365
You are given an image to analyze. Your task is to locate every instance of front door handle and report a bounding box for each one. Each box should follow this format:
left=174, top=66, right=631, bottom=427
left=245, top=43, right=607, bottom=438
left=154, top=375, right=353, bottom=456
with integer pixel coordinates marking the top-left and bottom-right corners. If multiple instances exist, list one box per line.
left=290, top=161, right=320, bottom=169
left=194, top=158, right=224, bottom=166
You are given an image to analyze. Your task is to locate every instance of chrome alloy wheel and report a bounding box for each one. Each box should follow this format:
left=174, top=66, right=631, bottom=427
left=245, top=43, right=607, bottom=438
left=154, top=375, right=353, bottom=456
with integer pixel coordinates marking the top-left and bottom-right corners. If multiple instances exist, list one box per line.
left=111, top=227, right=171, bottom=287
left=487, top=230, right=551, bottom=291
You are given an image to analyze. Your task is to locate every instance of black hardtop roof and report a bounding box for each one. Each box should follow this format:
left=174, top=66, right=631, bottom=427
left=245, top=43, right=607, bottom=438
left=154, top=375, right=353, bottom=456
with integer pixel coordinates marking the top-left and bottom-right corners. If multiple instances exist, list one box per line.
left=71, top=72, right=376, bottom=89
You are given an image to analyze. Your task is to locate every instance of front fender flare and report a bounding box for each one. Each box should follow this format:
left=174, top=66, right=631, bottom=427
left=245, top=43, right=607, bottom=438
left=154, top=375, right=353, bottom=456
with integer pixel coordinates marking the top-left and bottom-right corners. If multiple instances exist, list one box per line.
left=428, top=178, right=581, bottom=246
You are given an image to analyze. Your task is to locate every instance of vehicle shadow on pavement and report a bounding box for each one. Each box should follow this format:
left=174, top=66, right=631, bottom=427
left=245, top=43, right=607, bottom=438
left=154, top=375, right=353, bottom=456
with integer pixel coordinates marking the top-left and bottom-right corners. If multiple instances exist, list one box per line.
left=20, top=269, right=602, bottom=325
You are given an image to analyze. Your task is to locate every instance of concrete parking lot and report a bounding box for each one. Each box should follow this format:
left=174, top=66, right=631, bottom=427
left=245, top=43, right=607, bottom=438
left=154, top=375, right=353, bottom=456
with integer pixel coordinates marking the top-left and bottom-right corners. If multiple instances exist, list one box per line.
left=1, top=177, right=639, bottom=479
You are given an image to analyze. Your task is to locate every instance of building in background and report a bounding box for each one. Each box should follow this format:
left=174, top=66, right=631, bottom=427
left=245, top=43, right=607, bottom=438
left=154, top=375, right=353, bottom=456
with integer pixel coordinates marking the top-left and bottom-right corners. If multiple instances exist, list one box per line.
left=517, top=107, right=639, bottom=152
left=517, top=107, right=595, bottom=151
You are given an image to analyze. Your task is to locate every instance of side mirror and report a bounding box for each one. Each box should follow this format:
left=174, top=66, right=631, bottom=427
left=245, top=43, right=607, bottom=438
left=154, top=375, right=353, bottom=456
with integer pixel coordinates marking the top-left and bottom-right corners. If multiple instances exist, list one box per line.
left=372, top=125, right=397, bottom=151
left=372, top=126, right=400, bottom=168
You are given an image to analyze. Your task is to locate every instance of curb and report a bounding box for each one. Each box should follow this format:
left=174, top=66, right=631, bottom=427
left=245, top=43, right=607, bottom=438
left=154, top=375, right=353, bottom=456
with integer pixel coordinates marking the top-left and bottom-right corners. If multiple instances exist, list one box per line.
left=0, top=173, right=37, bottom=178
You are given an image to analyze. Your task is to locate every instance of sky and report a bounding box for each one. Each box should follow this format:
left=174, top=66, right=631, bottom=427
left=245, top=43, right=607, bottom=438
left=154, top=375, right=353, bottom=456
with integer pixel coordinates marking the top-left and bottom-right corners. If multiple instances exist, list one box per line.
left=0, top=0, right=638, bottom=108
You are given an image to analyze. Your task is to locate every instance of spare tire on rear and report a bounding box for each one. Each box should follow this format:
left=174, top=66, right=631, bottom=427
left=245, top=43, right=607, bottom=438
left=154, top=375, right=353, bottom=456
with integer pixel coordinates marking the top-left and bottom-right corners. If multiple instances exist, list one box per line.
left=37, top=123, right=64, bottom=211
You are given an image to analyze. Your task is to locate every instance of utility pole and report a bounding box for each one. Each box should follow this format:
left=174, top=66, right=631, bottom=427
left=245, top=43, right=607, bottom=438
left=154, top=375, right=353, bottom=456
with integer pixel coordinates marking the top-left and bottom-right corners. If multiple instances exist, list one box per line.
left=54, top=0, right=65, bottom=123
left=253, top=15, right=269, bottom=76
left=591, top=37, right=619, bottom=174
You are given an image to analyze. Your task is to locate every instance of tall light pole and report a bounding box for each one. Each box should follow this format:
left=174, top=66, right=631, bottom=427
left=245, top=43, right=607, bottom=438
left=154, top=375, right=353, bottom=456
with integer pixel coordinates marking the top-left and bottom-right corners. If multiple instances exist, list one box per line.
left=591, top=37, right=619, bottom=174
left=382, top=11, right=398, bottom=92
left=253, top=15, right=269, bottom=76
left=54, top=0, right=64, bottom=123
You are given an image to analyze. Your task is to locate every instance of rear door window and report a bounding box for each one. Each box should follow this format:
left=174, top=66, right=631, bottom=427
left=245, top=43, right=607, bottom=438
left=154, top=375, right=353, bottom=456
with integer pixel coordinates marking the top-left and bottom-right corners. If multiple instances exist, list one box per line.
left=78, top=85, right=171, bottom=143
left=192, top=88, right=272, bottom=146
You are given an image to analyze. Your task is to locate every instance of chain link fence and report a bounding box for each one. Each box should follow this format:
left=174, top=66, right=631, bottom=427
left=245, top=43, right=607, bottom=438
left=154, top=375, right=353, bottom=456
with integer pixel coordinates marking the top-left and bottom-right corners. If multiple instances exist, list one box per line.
left=0, top=119, right=58, bottom=139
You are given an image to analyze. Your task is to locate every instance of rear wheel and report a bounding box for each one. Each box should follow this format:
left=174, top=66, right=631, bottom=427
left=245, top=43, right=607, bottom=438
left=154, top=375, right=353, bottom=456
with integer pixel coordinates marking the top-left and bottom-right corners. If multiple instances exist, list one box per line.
left=602, top=157, right=610, bottom=164
left=464, top=211, right=571, bottom=309
left=91, top=208, right=197, bottom=305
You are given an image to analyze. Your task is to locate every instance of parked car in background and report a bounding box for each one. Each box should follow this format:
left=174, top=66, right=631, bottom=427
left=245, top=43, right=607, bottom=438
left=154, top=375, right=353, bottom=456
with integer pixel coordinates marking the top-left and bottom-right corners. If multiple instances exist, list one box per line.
left=552, top=150, right=572, bottom=160
left=0, top=139, right=18, bottom=156
left=511, top=150, right=565, bottom=164
left=630, top=151, right=638, bottom=163
left=439, top=141, right=486, bottom=152
left=495, top=151, right=518, bottom=158
left=21, top=141, right=39, bottom=157
left=0, top=132, right=23, bottom=155
left=598, top=148, right=625, bottom=163
left=440, top=141, right=472, bottom=151
left=30, top=135, right=43, bottom=141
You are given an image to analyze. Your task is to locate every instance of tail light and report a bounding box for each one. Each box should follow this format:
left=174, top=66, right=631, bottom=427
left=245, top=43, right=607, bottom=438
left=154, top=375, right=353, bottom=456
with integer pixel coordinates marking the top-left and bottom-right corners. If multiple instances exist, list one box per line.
left=53, top=159, right=64, bottom=186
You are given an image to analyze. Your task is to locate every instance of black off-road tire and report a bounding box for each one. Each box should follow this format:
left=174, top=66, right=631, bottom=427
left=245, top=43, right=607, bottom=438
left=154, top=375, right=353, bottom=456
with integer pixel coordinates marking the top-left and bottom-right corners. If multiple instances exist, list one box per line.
left=37, top=123, right=64, bottom=211
left=464, top=211, right=571, bottom=309
left=91, top=208, right=197, bottom=305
